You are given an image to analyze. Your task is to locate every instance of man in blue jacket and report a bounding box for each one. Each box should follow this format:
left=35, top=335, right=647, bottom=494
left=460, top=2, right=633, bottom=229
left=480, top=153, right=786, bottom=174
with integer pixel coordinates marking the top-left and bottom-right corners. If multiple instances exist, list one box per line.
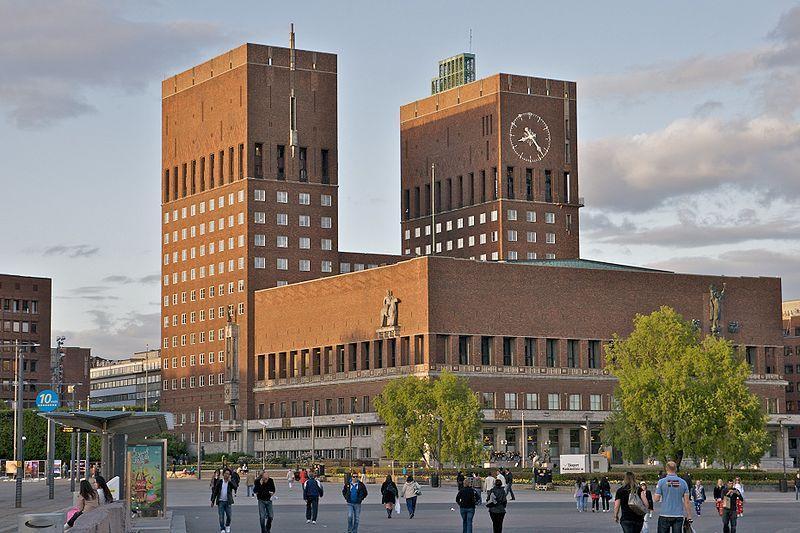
left=303, top=471, right=323, bottom=524
left=342, top=472, right=368, bottom=533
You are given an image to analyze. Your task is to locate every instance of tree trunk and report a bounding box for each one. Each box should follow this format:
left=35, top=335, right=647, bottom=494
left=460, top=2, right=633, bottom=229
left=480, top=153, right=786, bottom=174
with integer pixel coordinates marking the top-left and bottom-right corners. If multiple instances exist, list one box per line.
left=674, top=449, right=684, bottom=470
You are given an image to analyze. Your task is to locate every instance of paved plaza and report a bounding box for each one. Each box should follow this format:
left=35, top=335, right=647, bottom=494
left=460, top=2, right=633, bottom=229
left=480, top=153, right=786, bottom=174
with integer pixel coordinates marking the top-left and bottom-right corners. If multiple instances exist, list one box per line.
left=168, top=479, right=800, bottom=533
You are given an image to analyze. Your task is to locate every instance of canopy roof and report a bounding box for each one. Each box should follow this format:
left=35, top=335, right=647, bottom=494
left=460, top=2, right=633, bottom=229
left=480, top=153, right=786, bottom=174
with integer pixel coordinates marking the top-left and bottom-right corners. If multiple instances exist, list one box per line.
left=39, top=410, right=173, bottom=438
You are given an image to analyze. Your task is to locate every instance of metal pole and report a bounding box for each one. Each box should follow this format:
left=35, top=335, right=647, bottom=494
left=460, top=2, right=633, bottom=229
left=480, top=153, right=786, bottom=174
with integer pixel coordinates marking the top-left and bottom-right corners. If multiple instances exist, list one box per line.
left=47, top=418, right=55, bottom=499
left=521, top=411, right=526, bottom=470
left=586, top=414, right=592, bottom=476
left=261, top=427, right=266, bottom=471
left=77, top=430, right=82, bottom=480
left=85, top=432, right=90, bottom=477
left=437, top=418, right=443, bottom=474
left=144, top=346, right=149, bottom=413
left=15, top=340, right=24, bottom=508
left=781, top=420, right=787, bottom=478
left=348, top=421, right=353, bottom=470
left=311, top=406, right=316, bottom=462
left=70, top=431, right=76, bottom=492
left=197, top=406, right=201, bottom=480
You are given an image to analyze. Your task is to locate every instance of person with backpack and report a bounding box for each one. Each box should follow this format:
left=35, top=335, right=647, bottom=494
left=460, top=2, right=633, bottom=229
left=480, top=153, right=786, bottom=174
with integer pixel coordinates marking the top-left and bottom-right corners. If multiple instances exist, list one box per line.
left=486, top=478, right=508, bottom=533
left=654, top=461, right=692, bottom=533
left=456, top=477, right=482, bottom=533
left=614, top=471, right=647, bottom=533
left=590, top=477, right=600, bottom=512
left=401, top=474, right=422, bottom=518
left=380, top=475, right=399, bottom=519
left=600, top=476, right=612, bottom=513
left=303, top=471, right=323, bottom=524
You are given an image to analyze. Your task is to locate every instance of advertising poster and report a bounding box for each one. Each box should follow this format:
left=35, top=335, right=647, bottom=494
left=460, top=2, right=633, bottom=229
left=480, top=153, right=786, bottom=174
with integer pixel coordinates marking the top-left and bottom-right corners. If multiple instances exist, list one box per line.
left=126, top=442, right=166, bottom=517
left=53, top=460, right=62, bottom=477
left=24, top=460, right=40, bottom=478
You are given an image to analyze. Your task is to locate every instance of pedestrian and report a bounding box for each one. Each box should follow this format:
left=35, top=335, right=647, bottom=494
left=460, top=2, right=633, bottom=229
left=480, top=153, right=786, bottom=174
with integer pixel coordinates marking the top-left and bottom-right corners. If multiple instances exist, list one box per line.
left=246, top=469, right=256, bottom=497
left=171, top=458, right=177, bottom=478
left=486, top=478, right=507, bottom=533
left=720, top=479, right=743, bottom=533
left=504, top=469, right=515, bottom=501
left=590, top=477, right=600, bottom=513
left=713, top=479, right=725, bottom=516
left=574, top=479, right=585, bottom=512
left=401, top=474, right=422, bottom=518
left=733, top=477, right=745, bottom=517
left=483, top=471, right=496, bottom=497
left=456, top=477, right=481, bottom=533
left=92, top=475, right=113, bottom=505
left=600, top=476, right=612, bottom=512
left=653, top=461, right=692, bottom=533
left=299, top=468, right=309, bottom=485
left=690, top=480, right=706, bottom=516
left=614, top=471, right=646, bottom=533
left=66, top=479, right=99, bottom=528
left=286, top=468, right=294, bottom=490
left=380, top=474, right=398, bottom=519
left=639, top=481, right=654, bottom=531
left=495, top=469, right=507, bottom=491
left=210, top=468, right=238, bottom=533
left=210, top=469, right=222, bottom=491
left=303, top=471, right=323, bottom=524
left=582, top=479, right=590, bottom=512
left=457, top=470, right=465, bottom=490
left=254, top=470, right=276, bottom=533
left=794, top=471, right=800, bottom=501
left=342, top=471, right=368, bottom=533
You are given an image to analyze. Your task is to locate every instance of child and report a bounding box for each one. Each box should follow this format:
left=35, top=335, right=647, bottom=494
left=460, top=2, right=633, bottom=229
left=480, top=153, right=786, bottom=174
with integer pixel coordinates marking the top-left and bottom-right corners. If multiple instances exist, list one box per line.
left=691, top=479, right=706, bottom=516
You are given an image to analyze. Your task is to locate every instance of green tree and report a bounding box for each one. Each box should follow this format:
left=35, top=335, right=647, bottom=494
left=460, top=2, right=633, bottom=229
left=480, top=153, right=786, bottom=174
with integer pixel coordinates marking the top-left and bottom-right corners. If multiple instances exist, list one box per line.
left=375, top=371, right=483, bottom=467
left=603, top=306, right=769, bottom=469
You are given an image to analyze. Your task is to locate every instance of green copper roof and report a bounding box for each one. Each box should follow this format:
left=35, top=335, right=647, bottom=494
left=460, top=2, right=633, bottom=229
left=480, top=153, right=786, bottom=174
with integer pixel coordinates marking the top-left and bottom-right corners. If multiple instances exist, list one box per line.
left=513, top=258, right=671, bottom=273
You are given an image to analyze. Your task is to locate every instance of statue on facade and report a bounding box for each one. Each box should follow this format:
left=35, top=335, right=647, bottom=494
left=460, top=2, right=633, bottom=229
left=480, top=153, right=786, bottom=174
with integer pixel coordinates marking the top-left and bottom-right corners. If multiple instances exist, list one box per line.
left=709, top=283, right=726, bottom=337
left=379, top=290, right=400, bottom=328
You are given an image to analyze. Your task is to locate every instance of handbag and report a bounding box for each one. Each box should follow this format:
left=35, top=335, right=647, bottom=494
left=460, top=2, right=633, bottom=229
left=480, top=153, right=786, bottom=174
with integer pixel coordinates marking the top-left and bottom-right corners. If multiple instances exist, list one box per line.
left=395, top=501, right=400, bottom=514
left=413, top=482, right=422, bottom=496
left=628, top=489, right=648, bottom=516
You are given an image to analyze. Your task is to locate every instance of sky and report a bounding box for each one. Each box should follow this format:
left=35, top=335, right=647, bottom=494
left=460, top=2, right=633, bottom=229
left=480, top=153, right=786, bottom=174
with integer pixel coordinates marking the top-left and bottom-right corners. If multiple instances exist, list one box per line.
left=1, top=0, right=798, bottom=357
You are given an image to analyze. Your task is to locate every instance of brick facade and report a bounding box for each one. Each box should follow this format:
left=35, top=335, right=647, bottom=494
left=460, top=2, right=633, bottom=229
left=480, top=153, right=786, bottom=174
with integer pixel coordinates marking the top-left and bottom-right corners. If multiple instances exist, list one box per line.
left=783, top=302, right=800, bottom=465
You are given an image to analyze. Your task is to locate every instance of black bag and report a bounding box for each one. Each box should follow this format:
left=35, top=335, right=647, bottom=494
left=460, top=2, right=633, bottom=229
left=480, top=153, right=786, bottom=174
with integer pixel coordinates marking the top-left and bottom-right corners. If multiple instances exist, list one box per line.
left=628, top=489, right=648, bottom=516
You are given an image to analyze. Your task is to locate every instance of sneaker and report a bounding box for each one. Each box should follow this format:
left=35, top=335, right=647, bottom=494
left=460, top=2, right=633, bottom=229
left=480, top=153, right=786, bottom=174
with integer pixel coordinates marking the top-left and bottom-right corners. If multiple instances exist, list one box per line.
left=226, top=527, right=231, bottom=533
left=307, top=520, right=311, bottom=523
left=312, top=521, right=316, bottom=524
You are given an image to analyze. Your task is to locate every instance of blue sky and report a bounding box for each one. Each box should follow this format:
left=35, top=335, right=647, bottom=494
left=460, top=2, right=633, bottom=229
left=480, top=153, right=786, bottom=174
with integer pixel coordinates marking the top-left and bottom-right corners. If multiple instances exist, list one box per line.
left=1, top=0, right=798, bottom=356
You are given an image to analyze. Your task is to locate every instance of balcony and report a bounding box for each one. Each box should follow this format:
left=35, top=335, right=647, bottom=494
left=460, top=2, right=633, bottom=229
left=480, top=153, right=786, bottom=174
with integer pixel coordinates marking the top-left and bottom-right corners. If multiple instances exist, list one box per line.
left=220, top=420, right=242, bottom=432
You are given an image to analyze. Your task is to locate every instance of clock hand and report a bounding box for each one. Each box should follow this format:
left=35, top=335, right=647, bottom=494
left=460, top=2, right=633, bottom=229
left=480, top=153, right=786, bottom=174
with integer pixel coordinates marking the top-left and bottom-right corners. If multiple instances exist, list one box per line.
left=530, top=135, right=544, bottom=155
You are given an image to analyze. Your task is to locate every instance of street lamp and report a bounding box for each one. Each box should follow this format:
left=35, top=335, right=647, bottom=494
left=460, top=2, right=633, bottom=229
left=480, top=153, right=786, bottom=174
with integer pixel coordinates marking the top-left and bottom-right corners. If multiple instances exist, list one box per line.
left=347, top=419, right=355, bottom=470
left=258, top=420, right=268, bottom=471
left=779, top=417, right=788, bottom=480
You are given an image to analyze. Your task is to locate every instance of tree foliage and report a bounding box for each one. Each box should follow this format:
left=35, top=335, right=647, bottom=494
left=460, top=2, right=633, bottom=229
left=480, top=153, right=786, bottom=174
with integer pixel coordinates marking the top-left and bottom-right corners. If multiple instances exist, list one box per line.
left=602, top=306, right=770, bottom=469
left=375, top=371, right=483, bottom=467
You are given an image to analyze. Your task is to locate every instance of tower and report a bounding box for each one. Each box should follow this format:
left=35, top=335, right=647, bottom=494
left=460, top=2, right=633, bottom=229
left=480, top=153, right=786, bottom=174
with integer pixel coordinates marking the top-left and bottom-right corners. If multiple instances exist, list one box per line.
left=160, top=30, right=340, bottom=452
left=401, top=69, right=582, bottom=262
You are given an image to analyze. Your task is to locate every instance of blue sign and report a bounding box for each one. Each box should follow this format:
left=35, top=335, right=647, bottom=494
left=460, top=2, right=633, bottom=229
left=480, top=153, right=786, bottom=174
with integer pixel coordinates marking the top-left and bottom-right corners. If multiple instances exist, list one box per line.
left=36, top=390, right=59, bottom=412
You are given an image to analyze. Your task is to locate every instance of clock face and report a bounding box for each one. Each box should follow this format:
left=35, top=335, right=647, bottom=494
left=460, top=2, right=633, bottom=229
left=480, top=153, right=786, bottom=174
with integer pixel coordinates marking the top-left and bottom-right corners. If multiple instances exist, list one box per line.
left=509, top=112, right=551, bottom=163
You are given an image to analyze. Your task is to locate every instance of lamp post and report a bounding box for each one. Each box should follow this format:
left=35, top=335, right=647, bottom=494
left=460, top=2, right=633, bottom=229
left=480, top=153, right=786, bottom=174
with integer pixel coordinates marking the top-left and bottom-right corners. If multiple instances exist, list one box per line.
left=585, top=414, right=592, bottom=476
left=779, top=417, right=788, bottom=479
left=347, top=419, right=355, bottom=470
left=258, top=420, right=268, bottom=471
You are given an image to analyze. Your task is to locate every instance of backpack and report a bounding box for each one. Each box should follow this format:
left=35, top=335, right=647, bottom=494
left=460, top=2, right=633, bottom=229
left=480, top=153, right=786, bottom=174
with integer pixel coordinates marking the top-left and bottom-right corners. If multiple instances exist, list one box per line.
left=628, top=488, right=648, bottom=516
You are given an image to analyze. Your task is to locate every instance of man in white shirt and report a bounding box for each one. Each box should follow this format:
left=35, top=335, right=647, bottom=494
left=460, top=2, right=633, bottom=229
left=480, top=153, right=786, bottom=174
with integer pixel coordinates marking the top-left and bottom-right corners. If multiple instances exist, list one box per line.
left=483, top=473, right=496, bottom=496
left=496, top=470, right=507, bottom=489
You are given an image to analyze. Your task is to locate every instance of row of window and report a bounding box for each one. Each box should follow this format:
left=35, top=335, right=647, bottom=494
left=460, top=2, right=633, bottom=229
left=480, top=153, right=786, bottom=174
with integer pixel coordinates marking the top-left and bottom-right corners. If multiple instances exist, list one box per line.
left=402, top=168, right=574, bottom=220
left=163, top=260, right=247, bottom=286
left=0, top=358, right=38, bottom=373
left=261, top=395, right=373, bottom=419
left=163, top=144, right=332, bottom=203
left=164, top=234, right=244, bottom=264
left=405, top=209, right=557, bottom=241
left=164, top=190, right=333, bottom=225
left=257, top=426, right=372, bottom=440
left=164, top=373, right=225, bottom=390
left=405, top=244, right=557, bottom=261
left=90, top=361, right=160, bottom=379
left=482, top=391, right=604, bottom=411
left=255, top=258, right=334, bottom=273
left=163, top=309, right=241, bottom=348
left=0, top=299, right=39, bottom=314
left=165, top=303, right=243, bottom=328
left=1, top=321, right=37, bottom=333
left=164, top=282, right=242, bottom=308
left=164, top=352, right=225, bottom=369
left=90, top=374, right=160, bottom=390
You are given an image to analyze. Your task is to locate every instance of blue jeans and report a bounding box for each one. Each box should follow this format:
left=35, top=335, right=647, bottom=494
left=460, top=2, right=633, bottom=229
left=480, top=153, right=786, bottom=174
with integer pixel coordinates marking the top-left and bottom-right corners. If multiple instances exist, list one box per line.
left=459, top=507, right=475, bottom=533
left=406, top=496, right=417, bottom=515
left=347, top=503, right=361, bottom=533
left=217, top=500, right=232, bottom=530
left=657, top=516, right=684, bottom=533
left=257, top=500, right=273, bottom=533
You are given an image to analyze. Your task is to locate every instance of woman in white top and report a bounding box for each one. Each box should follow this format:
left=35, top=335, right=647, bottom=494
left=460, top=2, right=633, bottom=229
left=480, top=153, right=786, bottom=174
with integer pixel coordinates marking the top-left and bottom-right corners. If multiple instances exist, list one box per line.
left=91, top=475, right=114, bottom=505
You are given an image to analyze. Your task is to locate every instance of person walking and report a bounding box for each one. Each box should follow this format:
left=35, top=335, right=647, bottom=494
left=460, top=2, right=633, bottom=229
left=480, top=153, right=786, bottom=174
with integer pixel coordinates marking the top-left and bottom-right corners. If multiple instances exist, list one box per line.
left=486, top=478, right=508, bottom=533
left=653, top=461, right=692, bottom=533
left=401, top=474, right=422, bottom=518
left=495, top=469, right=507, bottom=492
left=286, top=468, right=294, bottom=490
left=600, top=476, right=612, bottom=513
left=504, top=469, right=516, bottom=501
left=246, top=469, right=256, bottom=497
left=303, top=471, right=323, bottom=524
left=733, top=477, right=745, bottom=517
left=639, top=481, right=654, bottom=531
left=794, top=471, right=800, bottom=501
left=210, top=468, right=238, bottom=533
left=483, top=471, right=496, bottom=498
left=342, top=472, right=368, bottom=533
left=456, top=477, right=481, bottom=533
left=720, top=479, right=743, bottom=533
left=690, top=480, right=706, bottom=516
left=380, top=474, right=399, bottom=518
left=575, top=479, right=585, bottom=512
left=590, top=477, right=600, bottom=513
left=614, top=471, right=646, bottom=533
left=457, top=470, right=465, bottom=490
left=713, top=479, right=725, bottom=516
left=254, top=470, right=276, bottom=533
left=299, top=468, right=309, bottom=485
left=582, top=479, right=590, bottom=512
left=210, top=469, right=222, bottom=491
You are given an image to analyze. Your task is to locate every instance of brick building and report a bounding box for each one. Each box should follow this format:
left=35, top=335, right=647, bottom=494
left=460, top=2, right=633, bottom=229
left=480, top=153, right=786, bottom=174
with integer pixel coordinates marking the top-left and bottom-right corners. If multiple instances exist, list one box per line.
left=247, top=257, right=792, bottom=468
left=0, top=274, right=51, bottom=408
left=783, top=300, right=800, bottom=466
left=160, top=34, right=398, bottom=453
left=58, top=346, right=92, bottom=407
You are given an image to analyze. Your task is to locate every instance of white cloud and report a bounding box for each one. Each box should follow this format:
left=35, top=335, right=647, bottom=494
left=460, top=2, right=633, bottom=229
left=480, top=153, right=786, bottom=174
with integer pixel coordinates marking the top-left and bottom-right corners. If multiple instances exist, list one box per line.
left=55, top=311, right=159, bottom=358
left=0, top=0, right=227, bottom=128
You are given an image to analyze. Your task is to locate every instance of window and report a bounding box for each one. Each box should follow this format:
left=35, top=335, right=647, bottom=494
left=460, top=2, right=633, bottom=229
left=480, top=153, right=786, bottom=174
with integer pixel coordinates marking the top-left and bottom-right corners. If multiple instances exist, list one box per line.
left=321, top=149, right=330, bottom=184
left=507, top=209, right=517, bottom=221
left=481, top=336, right=493, bottom=365
left=506, top=166, right=515, bottom=199
left=544, top=170, right=552, bottom=202
left=299, top=215, right=310, bottom=227
left=254, top=212, right=266, bottom=224
left=504, top=392, right=517, bottom=409
left=321, top=238, right=332, bottom=250
left=546, top=339, right=557, bottom=367
left=298, top=147, right=307, bottom=181
left=299, top=259, right=311, bottom=271
left=255, top=234, right=266, bottom=247
left=527, top=231, right=536, bottom=243
left=526, top=210, right=536, bottom=222
left=545, top=212, right=556, bottom=224
left=481, top=392, right=495, bottom=408
left=254, top=257, right=266, bottom=269
left=525, top=393, right=539, bottom=410
left=299, top=237, right=311, bottom=249
left=321, top=260, right=332, bottom=273
left=503, top=337, right=514, bottom=365
left=321, top=194, right=332, bottom=206
left=590, top=394, right=602, bottom=411
left=321, top=217, right=332, bottom=229
left=458, top=336, right=471, bottom=364
left=569, top=394, right=581, bottom=410
left=277, top=236, right=288, bottom=248
left=547, top=393, right=560, bottom=410
left=525, top=169, right=533, bottom=200
left=277, top=258, right=288, bottom=270
left=277, top=213, right=288, bottom=225
left=567, top=340, right=579, bottom=367
left=588, top=340, right=600, bottom=369
left=508, top=230, right=517, bottom=242
left=299, top=193, right=310, bottom=205
left=276, top=145, right=285, bottom=179
left=254, top=143, right=263, bottom=179
left=524, top=338, right=536, bottom=366
left=546, top=233, right=556, bottom=244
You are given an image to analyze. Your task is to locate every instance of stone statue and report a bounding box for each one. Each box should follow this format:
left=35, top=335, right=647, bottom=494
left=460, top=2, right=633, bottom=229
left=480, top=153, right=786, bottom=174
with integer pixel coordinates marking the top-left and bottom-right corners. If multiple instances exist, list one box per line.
left=379, top=290, right=399, bottom=328
left=709, top=283, right=726, bottom=336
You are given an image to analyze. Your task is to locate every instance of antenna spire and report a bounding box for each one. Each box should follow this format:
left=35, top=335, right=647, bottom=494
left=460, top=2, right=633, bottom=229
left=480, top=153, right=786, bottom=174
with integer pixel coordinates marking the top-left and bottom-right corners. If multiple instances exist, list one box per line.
left=469, top=28, right=472, bottom=52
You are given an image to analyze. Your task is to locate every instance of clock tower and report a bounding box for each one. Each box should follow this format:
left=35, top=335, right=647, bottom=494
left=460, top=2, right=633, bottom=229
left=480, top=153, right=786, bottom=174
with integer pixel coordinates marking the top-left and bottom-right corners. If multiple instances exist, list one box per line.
left=400, top=70, right=581, bottom=262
